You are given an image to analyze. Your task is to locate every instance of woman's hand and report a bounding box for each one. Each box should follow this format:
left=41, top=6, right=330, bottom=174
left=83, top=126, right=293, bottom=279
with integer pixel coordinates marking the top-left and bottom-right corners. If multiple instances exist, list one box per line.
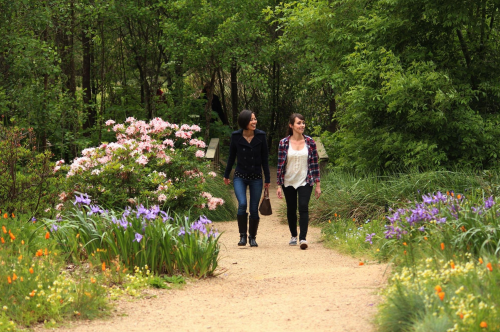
left=315, top=183, right=321, bottom=199
left=264, top=182, right=270, bottom=189
left=277, top=186, right=283, bottom=199
left=224, top=178, right=231, bottom=185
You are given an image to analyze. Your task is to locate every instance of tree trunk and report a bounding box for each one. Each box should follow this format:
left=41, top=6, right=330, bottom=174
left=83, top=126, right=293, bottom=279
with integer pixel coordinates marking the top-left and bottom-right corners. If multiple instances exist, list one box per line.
left=82, top=25, right=94, bottom=133
left=204, top=70, right=217, bottom=142
left=230, top=60, right=238, bottom=129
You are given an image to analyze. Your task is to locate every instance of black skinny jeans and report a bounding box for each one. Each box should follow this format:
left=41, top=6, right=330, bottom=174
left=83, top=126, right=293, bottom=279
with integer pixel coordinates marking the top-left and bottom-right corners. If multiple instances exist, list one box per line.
left=283, top=184, right=313, bottom=240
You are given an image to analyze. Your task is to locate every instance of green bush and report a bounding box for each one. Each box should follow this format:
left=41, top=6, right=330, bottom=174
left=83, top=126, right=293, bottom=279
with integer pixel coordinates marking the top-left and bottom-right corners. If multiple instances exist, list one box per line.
left=0, top=124, right=64, bottom=216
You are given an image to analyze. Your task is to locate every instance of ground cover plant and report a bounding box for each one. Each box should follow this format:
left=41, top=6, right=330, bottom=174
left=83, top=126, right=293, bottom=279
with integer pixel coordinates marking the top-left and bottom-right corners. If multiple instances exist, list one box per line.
left=321, top=178, right=500, bottom=331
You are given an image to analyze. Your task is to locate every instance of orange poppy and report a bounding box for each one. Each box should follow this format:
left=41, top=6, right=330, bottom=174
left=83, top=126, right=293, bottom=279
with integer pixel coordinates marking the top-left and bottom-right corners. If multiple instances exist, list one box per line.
left=1, top=226, right=6, bottom=233
left=424, top=237, right=428, bottom=240
left=457, top=194, right=462, bottom=199
left=11, top=213, right=14, bottom=218
left=3, top=213, right=7, bottom=219
left=480, top=321, right=487, bottom=328
left=29, top=290, right=36, bottom=297
left=8, top=232, right=15, bottom=241
left=12, top=273, right=17, bottom=281
left=35, top=249, right=43, bottom=257
left=403, top=242, right=407, bottom=246
left=29, top=268, right=34, bottom=274
left=7, top=276, right=11, bottom=284
left=90, top=277, right=96, bottom=283
left=102, top=262, right=106, bottom=271
left=479, top=258, right=484, bottom=264
left=45, top=232, right=50, bottom=239
left=460, top=226, right=466, bottom=232
left=1, top=237, right=4, bottom=244
left=450, top=262, right=455, bottom=269
left=487, top=262, right=493, bottom=272
left=44, top=248, right=48, bottom=256
left=440, top=243, right=445, bottom=250
left=434, top=285, right=442, bottom=293
left=459, top=313, right=464, bottom=319
left=438, top=292, right=445, bottom=301
left=359, top=262, right=364, bottom=266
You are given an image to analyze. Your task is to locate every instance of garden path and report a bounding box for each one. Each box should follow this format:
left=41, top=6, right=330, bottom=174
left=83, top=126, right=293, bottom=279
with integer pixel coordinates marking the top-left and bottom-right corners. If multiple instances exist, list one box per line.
left=53, top=169, right=388, bottom=332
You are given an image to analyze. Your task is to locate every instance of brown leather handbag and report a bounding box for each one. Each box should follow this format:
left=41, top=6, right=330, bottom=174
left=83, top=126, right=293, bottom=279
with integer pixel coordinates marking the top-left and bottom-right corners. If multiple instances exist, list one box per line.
left=259, top=187, right=272, bottom=216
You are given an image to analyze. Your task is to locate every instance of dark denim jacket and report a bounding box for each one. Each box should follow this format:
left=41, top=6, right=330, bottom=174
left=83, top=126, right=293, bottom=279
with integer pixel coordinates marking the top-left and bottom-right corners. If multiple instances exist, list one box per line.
left=224, top=129, right=271, bottom=183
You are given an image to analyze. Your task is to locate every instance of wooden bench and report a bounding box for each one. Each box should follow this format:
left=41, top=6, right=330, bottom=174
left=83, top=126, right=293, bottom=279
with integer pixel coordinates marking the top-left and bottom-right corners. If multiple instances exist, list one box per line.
left=205, top=138, right=220, bottom=170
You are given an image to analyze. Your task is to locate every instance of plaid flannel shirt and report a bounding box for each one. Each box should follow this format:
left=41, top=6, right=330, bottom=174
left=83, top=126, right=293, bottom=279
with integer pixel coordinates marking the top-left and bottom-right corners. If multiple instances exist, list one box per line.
left=277, top=135, right=320, bottom=186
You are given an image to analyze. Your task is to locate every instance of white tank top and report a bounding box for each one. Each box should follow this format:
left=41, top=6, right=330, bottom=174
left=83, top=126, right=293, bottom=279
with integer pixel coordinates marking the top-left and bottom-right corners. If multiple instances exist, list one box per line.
left=284, top=144, right=308, bottom=189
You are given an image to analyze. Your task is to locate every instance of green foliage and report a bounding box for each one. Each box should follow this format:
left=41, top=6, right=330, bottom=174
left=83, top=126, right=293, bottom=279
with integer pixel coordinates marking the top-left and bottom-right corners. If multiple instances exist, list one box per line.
left=0, top=125, right=64, bottom=216
left=203, top=171, right=238, bottom=222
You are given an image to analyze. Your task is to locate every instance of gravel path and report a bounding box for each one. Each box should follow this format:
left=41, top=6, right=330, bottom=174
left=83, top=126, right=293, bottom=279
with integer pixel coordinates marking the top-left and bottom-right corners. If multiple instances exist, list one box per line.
left=51, top=175, right=387, bottom=332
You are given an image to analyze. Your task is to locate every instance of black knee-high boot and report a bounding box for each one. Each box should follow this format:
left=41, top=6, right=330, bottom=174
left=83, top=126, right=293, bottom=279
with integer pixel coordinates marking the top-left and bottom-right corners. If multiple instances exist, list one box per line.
left=248, top=216, right=260, bottom=247
left=237, top=213, right=248, bottom=246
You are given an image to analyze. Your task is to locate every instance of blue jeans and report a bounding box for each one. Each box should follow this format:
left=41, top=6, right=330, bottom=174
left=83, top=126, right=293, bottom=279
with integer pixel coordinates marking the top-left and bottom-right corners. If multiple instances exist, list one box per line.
left=233, top=176, right=263, bottom=220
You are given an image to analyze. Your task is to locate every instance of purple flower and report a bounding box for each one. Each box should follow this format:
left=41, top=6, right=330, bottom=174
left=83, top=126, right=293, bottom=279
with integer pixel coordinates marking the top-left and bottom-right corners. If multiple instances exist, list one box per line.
left=365, top=233, right=376, bottom=245
left=73, top=193, right=91, bottom=206
left=88, top=205, right=102, bottom=215
left=134, top=233, right=143, bottom=243
left=436, top=217, right=447, bottom=224
left=31, top=217, right=37, bottom=222
left=160, top=211, right=173, bottom=222
left=178, top=227, right=187, bottom=236
left=485, top=196, right=495, bottom=210
left=50, top=224, right=58, bottom=232
left=119, top=218, right=129, bottom=229
left=418, top=226, right=425, bottom=232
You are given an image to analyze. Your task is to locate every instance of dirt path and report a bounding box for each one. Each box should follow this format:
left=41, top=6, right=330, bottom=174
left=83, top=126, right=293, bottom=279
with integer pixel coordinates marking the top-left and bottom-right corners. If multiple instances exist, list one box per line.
left=54, top=174, right=387, bottom=332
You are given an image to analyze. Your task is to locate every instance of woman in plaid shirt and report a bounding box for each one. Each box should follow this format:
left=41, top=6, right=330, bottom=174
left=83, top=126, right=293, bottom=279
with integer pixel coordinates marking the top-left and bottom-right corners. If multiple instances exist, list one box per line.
left=276, top=113, right=321, bottom=249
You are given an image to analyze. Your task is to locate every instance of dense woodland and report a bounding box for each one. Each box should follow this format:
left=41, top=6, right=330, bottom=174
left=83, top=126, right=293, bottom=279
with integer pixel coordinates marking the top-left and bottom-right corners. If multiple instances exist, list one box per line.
left=1, top=0, right=500, bottom=171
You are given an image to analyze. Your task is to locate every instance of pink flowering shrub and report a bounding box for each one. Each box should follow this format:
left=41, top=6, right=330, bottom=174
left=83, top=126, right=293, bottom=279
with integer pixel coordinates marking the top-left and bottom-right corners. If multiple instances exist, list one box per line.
left=62, top=117, right=224, bottom=212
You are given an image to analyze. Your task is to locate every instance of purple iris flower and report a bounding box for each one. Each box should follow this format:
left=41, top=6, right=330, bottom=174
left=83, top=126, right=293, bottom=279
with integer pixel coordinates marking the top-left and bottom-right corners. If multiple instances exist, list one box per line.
left=119, top=218, right=129, bottom=229
left=418, top=226, right=425, bottom=232
left=88, top=205, right=102, bottom=215
left=365, top=233, right=376, bottom=245
left=422, top=194, right=433, bottom=205
left=31, top=217, right=37, bottom=222
left=485, top=196, right=495, bottom=210
left=136, top=205, right=148, bottom=218
left=178, top=227, right=187, bottom=236
left=436, top=217, right=447, bottom=224
left=111, top=216, right=119, bottom=224
left=73, top=193, right=91, bottom=206
left=134, top=233, right=143, bottom=243
left=160, top=211, right=173, bottom=222
left=50, top=224, right=58, bottom=232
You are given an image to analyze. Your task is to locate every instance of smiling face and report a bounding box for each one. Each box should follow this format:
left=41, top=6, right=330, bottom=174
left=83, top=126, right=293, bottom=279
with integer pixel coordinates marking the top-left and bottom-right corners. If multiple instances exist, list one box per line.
left=246, top=114, right=257, bottom=131
left=289, top=116, right=305, bottom=135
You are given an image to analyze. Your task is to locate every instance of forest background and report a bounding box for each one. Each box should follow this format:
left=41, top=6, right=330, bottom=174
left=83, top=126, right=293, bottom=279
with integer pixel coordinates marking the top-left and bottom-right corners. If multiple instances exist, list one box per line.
left=1, top=0, right=500, bottom=171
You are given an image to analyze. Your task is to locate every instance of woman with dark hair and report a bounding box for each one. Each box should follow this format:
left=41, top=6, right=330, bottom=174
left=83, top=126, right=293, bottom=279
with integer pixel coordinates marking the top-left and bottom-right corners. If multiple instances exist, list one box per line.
left=224, top=110, right=271, bottom=247
left=276, top=113, right=321, bottom=250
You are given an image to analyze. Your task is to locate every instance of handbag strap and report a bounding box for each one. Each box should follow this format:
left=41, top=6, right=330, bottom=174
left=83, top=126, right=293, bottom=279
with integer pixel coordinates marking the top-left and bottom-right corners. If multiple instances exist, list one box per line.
left=263, top=187, right=269, bottom=199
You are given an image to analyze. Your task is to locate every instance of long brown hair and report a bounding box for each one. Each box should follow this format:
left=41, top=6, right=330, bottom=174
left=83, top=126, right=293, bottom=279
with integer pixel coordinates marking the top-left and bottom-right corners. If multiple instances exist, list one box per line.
left=286, top=113, right=305, bottom=136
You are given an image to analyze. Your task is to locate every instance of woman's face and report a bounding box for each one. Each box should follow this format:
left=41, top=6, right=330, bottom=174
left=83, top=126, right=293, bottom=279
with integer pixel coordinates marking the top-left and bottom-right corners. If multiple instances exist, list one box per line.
left=246, top=114, right=257, bottom=131
left=290, top=117, right=305, bottom=134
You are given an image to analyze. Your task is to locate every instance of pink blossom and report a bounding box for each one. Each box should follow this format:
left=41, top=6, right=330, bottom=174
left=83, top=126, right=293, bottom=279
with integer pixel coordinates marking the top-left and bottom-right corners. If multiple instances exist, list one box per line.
left=81, top=148, right=96, bottom=157
left=189, top=125, right=201, bottom=132
left=125, top=126, right=137, bottom=136
left=201, top=192, right=213, bottom=199
left=113, top=124, right=125, bottom=132
left=156, top=150, right=166, bottom=159
left=125, top=117, right=136, bottom=123
left=164, top=156, right=172, bottom=163
left=55, top=203, right=64, bottom=211
left=195, top=150, right=205, bottom=158
left=105, top=119, right=116, bottom=126
left=163, top=139, right=174, bottom=147
left=158, top=194, right=167, bottom=202
left=56, top=160, right=65, bottom=166
left=208, top=171, right=217, bottom=177
left=53, top=166, right=61, bottom=173
left=59, top=192, right=67, bottom=201
left=136, top=155, right=149, bottom=165
left=189, top=139, right=207, bottom=148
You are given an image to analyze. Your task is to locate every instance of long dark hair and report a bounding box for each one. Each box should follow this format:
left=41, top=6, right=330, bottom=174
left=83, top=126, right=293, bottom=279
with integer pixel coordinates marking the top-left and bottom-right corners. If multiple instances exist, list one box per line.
left=287, top=113, right=305, bottom=136
left=238, top=109, right=254, bottom=129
